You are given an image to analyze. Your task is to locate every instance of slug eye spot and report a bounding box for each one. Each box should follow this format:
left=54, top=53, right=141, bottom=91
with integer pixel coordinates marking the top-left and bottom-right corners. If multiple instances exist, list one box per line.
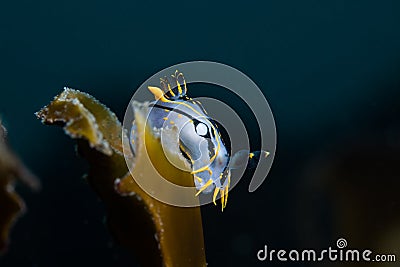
left=195, top=123, right=208, bottom=136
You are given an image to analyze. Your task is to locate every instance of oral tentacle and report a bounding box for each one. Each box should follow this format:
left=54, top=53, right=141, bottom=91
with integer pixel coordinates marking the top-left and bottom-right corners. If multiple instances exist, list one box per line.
left=195, top=179, right=213, bottom=196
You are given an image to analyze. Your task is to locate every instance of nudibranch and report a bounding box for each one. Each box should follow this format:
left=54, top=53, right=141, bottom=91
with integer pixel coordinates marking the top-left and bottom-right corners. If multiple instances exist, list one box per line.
left=129, top=71, right=269, bottom=210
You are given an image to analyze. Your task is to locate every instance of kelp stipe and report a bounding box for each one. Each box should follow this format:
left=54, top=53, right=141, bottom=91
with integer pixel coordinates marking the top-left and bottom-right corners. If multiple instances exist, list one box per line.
left=36, top=88, right=206, bottom=267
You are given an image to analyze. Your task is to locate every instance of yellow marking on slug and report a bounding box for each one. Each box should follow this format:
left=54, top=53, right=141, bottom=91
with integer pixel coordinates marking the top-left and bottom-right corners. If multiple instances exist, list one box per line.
left=220, top=188, right=225, bottom=211
left=148, top=86, right=166, bottom=101
left=130, top=129, right=135, bottom=145
left=177, top=114, right=182, bottom=118
left=170, top=120, right=175, bottom=125
left=164, top=109, right=169, bottom=112
left=249, top=153, right=254, bottom=159
left=176, top=71, right=187, bottom=95
left=177, top=81, right=183, bottom=95
left=224, top=186, right=229, bottom=208
left=171, top=71, right=183, bottom=95
left=169, top=86, right=176, bottom=97
left=163, top=117, right=168, bottom=121
left=191, top=126, right=221, bottom=174
left=223, top=173, right=231, bottom=209
left=195, top=179, right=213, bottom=196
left=195, top=176, right=203, bottom=183
left=212, top=187, right=219, bottom=205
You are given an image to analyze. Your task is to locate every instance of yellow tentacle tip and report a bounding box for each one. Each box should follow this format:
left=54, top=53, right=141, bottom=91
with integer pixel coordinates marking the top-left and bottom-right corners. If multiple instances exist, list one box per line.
left=195, top=176, right=203, bottom=183
left=212, top=187, right=219, bottom=205
left=220, top=188, right=225, bottom=211
left=147, top=86, right=164, bottom=100
left=224, top=186, right=229, bottom=208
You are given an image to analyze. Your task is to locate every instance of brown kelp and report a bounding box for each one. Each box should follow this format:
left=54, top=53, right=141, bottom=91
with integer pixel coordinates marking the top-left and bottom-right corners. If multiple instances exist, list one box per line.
left=36, top=88, right=206, bottom=267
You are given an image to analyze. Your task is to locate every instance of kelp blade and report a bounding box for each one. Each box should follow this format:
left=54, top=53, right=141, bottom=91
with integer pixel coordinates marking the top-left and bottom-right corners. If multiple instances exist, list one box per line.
left=36, top=88, right=206, bottom=267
